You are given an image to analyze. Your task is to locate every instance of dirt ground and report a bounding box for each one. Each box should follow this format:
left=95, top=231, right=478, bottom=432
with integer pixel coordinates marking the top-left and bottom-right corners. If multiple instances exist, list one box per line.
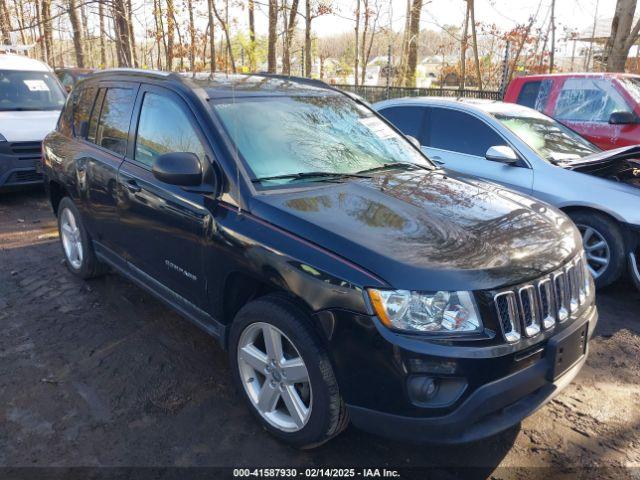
left=1, top=189, right=639, bottom=479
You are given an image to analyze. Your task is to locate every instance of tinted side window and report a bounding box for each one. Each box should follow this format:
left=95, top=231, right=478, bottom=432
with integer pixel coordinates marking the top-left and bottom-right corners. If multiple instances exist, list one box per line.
left=87, top=88, right=105, bottom=142
left=516, top=80, right=552, bottom=111
left=95, top=88, right=136, bottom=156
left=134, top=92, right=206, bottom=168
left=429, top=108, right=506, bottom=157
left=554, top=78, right=631, bottom=122
left=73, top=85, right=97, bottom=136
left=378, top=106, right=426, bottom=142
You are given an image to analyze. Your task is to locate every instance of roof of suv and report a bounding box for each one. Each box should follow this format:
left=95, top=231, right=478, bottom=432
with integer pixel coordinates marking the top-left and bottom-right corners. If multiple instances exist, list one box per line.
left=0, top=54, right=53, bottom=72
left=90, top=69, right=337, bottom=98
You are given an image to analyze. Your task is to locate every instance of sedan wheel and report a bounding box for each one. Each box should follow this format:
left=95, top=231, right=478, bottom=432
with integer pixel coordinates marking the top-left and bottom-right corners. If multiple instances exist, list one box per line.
left=577, top=224, right=610, bottom=279
left=237, top=322, right=312, bottom=432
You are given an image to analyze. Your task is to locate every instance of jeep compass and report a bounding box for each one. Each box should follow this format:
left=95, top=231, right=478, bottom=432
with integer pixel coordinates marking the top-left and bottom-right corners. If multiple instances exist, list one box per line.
left=42, top=70, right=597, bottom=448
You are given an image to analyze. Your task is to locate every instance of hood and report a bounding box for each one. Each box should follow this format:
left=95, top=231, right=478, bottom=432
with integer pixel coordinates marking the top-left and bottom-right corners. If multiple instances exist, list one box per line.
left=251, top=171, right=580, bottom=291
left=558, top=145, right=640, bottom=186
left=0, top=110, right=61, bottom=142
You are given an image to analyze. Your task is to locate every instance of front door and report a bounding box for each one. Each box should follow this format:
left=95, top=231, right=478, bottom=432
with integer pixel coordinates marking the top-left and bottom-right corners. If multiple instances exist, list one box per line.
left=422, top=107, right=534, bottom=195
left=116, top=85, right=211, bottom=310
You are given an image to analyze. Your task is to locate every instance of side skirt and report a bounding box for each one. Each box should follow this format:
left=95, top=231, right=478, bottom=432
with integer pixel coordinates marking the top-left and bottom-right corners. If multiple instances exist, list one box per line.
left=94, top=241, right=228, bottom=346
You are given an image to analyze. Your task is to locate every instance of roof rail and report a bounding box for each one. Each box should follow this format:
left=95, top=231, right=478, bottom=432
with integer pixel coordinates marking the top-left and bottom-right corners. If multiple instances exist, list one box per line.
left=255, top=72, right=333, bottom=90
left=92, top=68, right=174, bottom=78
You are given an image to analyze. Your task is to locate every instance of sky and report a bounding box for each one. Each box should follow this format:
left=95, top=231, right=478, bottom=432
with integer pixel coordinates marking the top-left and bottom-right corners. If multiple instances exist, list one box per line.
left=243, top=0, right=617, bottom=39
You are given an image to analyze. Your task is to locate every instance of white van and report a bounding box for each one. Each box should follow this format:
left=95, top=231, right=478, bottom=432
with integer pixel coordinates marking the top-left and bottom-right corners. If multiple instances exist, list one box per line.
left=0, top=54, right=65, bottom=189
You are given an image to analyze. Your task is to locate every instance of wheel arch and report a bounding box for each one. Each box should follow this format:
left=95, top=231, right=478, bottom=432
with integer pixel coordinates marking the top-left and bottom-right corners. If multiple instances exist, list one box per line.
left=48, top=179, right=70, bottom=216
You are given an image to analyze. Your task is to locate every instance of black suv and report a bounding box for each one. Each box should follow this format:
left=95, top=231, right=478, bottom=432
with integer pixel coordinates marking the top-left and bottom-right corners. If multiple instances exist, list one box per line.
left=43, top=70, right=597, bottom=448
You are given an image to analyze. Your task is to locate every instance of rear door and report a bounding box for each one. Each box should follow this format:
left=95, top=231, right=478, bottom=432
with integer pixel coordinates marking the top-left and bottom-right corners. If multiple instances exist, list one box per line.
left=422, top=107, right=534, bottom=194
left=76, top=82, right=139, bottom=258
left=116, top=84, right=210, bottom=310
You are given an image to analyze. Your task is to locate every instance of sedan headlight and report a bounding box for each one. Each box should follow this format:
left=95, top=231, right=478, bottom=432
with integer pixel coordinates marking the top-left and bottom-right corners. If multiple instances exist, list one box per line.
left=367, top=289, right=482, bottom=334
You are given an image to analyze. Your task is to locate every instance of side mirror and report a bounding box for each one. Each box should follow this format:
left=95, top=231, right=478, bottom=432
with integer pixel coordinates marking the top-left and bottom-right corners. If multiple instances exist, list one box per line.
left=152, top=152, right=202, bottom=186
left=78, top=120, right=89, bottom=138
left=609, top=111, right=636, bottom=125
left=405, top=135, right=421, bottom=148
left=485, top=145, right=519, bottom=165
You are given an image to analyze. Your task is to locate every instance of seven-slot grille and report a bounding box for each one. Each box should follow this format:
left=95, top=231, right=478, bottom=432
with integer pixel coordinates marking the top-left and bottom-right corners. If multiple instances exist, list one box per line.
left=494, top=253, right=591, bottom=343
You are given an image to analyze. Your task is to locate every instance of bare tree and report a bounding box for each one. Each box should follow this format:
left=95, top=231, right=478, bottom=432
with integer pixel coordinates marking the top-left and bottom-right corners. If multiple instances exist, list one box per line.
left=166, top=0, right=175, bottom=70
left=282, top=0, right=299, bottom=74
left=113, top=0, right=133, bottom=66
left=354, top=0, right=360, bottom=86
left=42, top=0, right=54, bottom=65
left=268, top=0, right=277, bottom=72
left=405, top=0, right=423, bottom=87
left=207, top=0, right=216, bottom=73
left=605, top=0, right=640, bottom=71
left=468, top=0, right=482, bottom=89
left=248, top=0, right=256, bottom=71
left=212, top=0, right=236, bottom=72
left=187, top=0, right=196, bottom=72
left=68, top=0, right=85, bottom=67
left=99, top=0, right=107, bottom=67
left=460, top=0, right=469, bottom=89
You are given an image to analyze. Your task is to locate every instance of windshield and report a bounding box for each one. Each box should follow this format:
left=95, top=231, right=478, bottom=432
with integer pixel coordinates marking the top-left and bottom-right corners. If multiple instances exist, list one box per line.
left=212, top=94, right=431, bottom=186
left=494, top=113, right=599, bottom=162
left=0, top=70, right=66, bottom=111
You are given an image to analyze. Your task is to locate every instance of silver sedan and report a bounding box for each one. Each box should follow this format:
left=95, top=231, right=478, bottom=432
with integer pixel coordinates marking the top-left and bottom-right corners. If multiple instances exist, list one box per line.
left=375, top=97, right=640, bottom=290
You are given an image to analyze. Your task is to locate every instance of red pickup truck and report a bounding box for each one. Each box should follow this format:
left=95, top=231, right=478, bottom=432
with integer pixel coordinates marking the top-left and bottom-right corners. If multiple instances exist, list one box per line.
left=504, top=73, right=640, bottom=150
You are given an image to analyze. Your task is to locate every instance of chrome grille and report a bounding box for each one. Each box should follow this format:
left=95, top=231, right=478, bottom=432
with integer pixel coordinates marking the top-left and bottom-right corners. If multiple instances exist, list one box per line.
left=494, top=253, right=591, bottom=343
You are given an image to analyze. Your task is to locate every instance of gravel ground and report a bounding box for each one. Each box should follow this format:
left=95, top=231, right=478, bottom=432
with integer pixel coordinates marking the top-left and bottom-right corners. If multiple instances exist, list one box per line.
left=1, top=190, right=639, bottom=479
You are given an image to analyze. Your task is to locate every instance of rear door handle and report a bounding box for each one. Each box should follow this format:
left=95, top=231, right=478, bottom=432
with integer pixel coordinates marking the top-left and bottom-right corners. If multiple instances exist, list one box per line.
left=126, top=179, right=141, bottom=193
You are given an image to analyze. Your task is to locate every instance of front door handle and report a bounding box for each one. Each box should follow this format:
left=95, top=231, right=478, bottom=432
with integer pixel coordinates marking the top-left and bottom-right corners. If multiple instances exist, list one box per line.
left=126, top=179, right=142, bottom=193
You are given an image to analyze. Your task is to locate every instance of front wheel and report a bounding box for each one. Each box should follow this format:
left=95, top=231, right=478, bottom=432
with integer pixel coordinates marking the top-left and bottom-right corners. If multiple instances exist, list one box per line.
left=229, top=295, right=348, bottom=448
left=57, top=197, right=106, bottom=279
left=569, top=211, right=625, bottom=288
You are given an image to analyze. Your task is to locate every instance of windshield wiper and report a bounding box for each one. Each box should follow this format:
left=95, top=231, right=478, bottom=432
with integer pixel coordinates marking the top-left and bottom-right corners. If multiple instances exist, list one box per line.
left=356, top=162, right=431, bottom=174
left=252, top=171, right=371, bottom=183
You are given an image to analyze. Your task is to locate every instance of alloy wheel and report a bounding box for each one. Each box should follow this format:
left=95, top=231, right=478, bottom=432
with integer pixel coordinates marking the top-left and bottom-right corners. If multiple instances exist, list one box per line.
left=577, top=224, right=610, bottom=279
left=237, top=322, right=312, bottom=432
left=60, top=207, right=83, bottom=270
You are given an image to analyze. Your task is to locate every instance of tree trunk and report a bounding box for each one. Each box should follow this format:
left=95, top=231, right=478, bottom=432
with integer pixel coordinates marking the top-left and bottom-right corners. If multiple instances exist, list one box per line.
left=68, top=0, right=85, bottom=67
left=166, top=0, right=175, bottom=70
left=267, top=0, right=277, bottom=72
left=112, top=0, right=133, bottom=67
left=282, top=0, right=299, bottom=75
left=549, top=0, right=555, bottom=72
left=99, top=0, right=107, bottom=67
left=42, top=0, right=54, bottom=65
left=207, top=0, right=216, bottom=73
left=354, top=0, right=360, bottom=86
left=13, top=0, right=26, bottom=46
left=605, top=0, right=640, bottom=72
left=360, top=0, right=368, bottom=85
left=127, top=0, right=138, bottom=67
left=0, top=0, right=10, bottom=45
left=212, top=0, right=236, bottom=73
left=248, top=0, right=256, bottom=71
left=304, top=0, right=312, bottom=76
left=35, top=0, right=46, bottom=61
left=396, top=0, right=411, bottom=86
left=187, top=0, right=196, bottom=72
left=469, top=0, right=482, bottom=90
left=405, top=0, right=422, bottom=87
left=459, top=0, right=469, bottom=90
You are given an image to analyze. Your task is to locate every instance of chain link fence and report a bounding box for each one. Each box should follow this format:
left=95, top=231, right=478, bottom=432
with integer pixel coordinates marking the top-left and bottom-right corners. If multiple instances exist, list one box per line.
left=334, top=84, right=503, bottom=103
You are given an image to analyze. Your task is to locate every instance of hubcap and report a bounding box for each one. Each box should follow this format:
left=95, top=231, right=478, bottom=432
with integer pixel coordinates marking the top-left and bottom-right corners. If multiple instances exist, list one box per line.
left=237, top=322, right=312, bottom=432
left=60, top=207, right=83, bottom=270
left=577, top=224, right=610, bottom=279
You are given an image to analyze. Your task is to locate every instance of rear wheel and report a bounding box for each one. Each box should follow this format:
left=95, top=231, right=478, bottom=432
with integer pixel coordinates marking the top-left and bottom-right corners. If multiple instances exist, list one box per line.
left=569, top=211, right=625, bottom=288
left=229, top=295, right=348, bottom=448
left=57, top=197, right=106, bottom=279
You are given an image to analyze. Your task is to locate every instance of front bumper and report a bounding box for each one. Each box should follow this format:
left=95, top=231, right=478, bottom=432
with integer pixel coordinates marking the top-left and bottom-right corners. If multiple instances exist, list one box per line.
left=0, top=141, right=43, bottom=189
left=342, top=306, right=597, bottom=444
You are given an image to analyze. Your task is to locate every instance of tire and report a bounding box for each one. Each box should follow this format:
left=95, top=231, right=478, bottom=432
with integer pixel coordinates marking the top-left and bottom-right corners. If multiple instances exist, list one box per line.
left=568, top=210, right=625, bottom=288
left=229, top=294, right=348, bottom=449
left=57, top=197, right=106, bottom=279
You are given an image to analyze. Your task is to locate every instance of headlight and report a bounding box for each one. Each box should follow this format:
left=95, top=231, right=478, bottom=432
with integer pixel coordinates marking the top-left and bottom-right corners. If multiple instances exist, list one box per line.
left=367, top=289, right=482, bottom=334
